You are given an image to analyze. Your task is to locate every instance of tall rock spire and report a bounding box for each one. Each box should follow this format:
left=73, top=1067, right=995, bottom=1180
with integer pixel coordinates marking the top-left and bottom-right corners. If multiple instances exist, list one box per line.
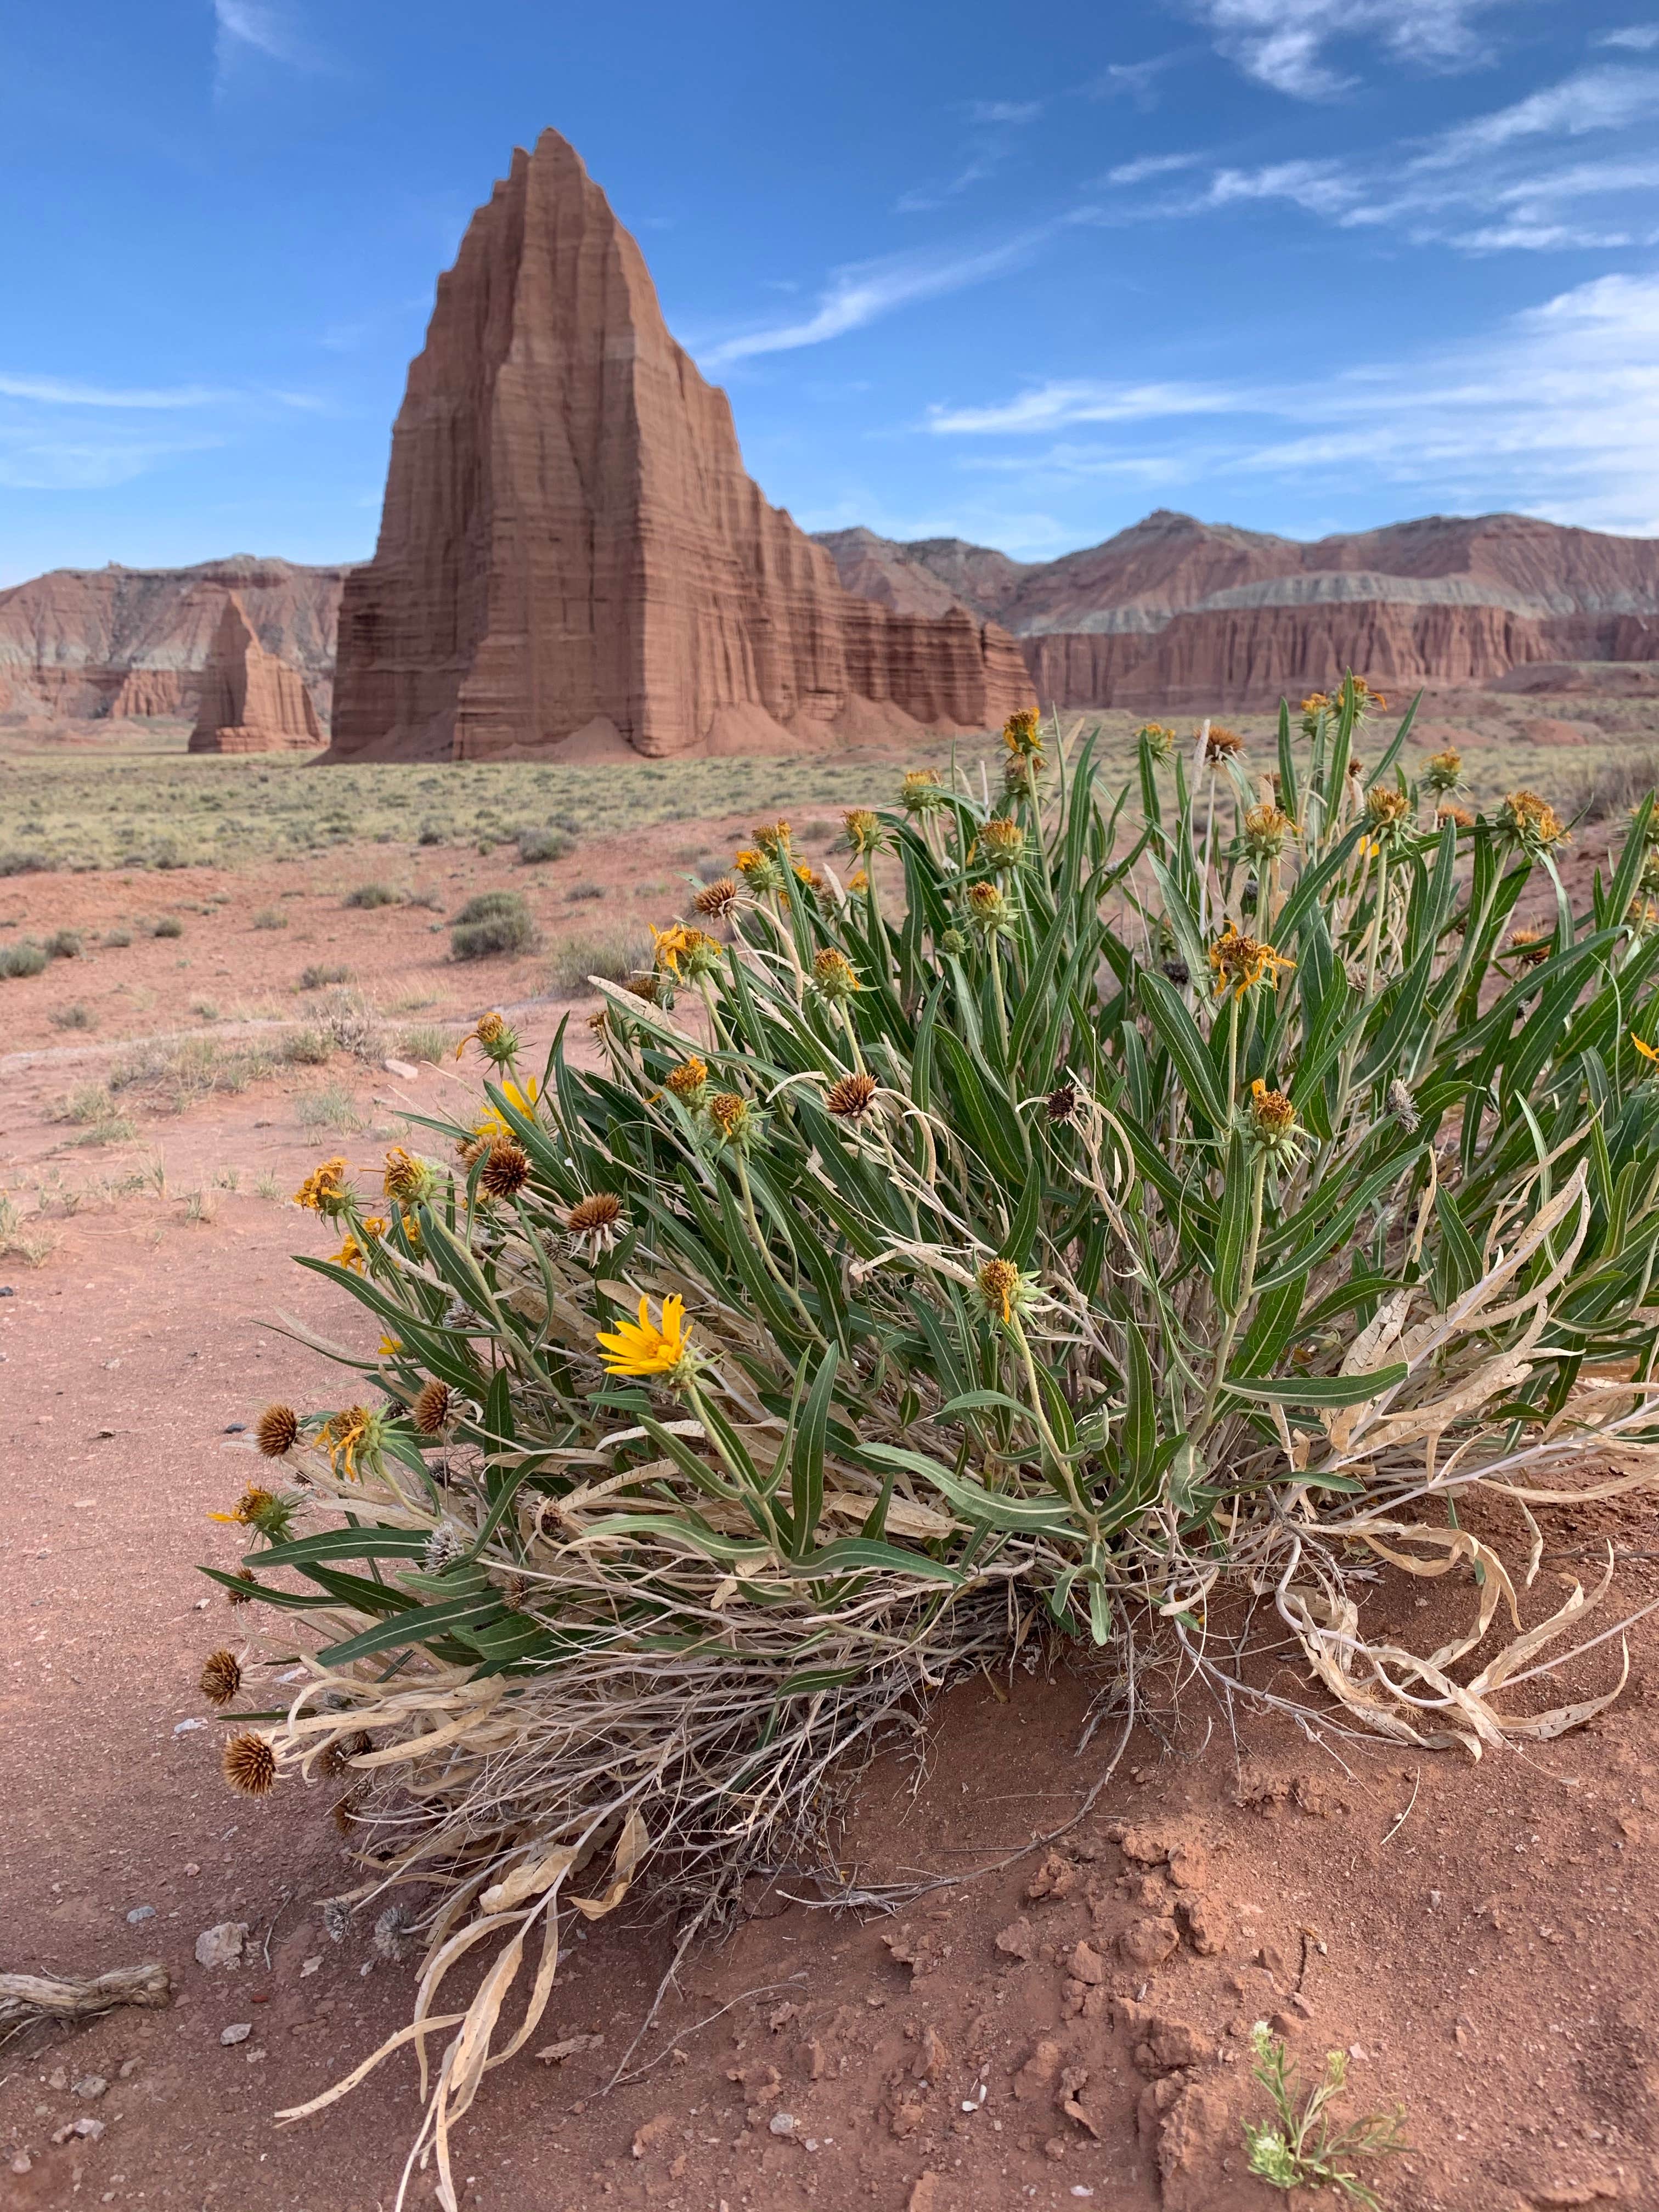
left=330, top=128, right=1032, bottom=760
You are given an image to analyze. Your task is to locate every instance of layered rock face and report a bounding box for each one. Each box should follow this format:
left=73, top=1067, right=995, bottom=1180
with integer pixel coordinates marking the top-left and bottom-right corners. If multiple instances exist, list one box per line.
left=188, top=594, right=324, bottom=753
left=819, top=510, right=1659, bottom=709
left=0, top=556, right=343, bottom=725
left=330, top=129, right=1032, bottom=763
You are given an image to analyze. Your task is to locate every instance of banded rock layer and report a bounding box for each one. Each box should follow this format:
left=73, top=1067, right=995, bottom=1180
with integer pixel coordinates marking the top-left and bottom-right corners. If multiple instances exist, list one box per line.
left=329, top=129, right=1032, bottom=762
left=188, top=594, right=323, bottom=754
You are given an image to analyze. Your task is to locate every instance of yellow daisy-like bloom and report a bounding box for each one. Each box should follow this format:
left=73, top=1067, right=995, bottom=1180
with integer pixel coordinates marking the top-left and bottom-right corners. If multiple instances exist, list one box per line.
left=843, top=808, right=882, bottom=855
left=735, top=847, right=785, bottom=893
left=813, top=947, right=861, bottom=999
left=752, top=820, right=792, bottom=855
left=1243, top=802, right=1295, bottom=859
left=328, top=1218, right=385, bottom=1274
left=794, top=864, right=826, bottom=894
left=665, top=1055, right=709, bottom=1099
left=847, top=868, right=869, bottom=895
left=321, top=1405, right=371, bottom=1480
left=596, top=1293, right=693, bottom=1380
left=1498, top=788, right=1567, bottom=853
left=473, top=1076, right=541, bottom=1143
left=1208, top=924, right=1295, bottom=1000
left=975, top=1256, right=1024, bottom=1326
left=900, top=768, right=944, bottom=813
left=650, top=922, right=697, bottom=977
left=294, top=1156, right=350, bottom=1215
left=378, top=1334, right=403, bottom=1358
left=1632, top=1031, right=1659, bottom=1065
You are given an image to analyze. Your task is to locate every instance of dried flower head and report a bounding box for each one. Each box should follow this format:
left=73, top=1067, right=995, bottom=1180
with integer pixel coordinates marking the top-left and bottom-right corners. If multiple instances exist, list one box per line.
left=1003, top=749, right=1045, bottom=792
left=1202, top=724, right=1244, bottom=765
left=199, top=1649, right=242, bottom=1707
left=825, top=1071, right=879, bottom=1121
left=1423, top=747, right=1464, bottom=795
left=226, top=1567, right=258, bottom=1606
left=222, top=1731, right=278, bottom=1798
left=566, top=1191, right=624, bottom=1255
left=1387, top=1077, right=1419, bottom=1132
left=1046, top=1081, right=1080, bottom=1125
left=975, top=1257, right=1028, bottom=1327
left=900, top=768, right=944, bottom=813
left=1498, top=789, right=1567, bottom=854
left=1437, top=802, right=1476, bottom=830
left=1002, top=707, right=1043, bottom=758
left=1243, top=803, right=1294, bottom=860
left=412, top=1378, right=455, bottom=1436
left=321, top=1405, right=373, bottom=1480
left=1246, top=1079, right=1305, bottom=1161
left=734, top=847, right=786, bottom=894
left=424, top=1522, right=470, bottom=1574
left=328, top=1221, right=385, bottom=1275
left=847, top=868, right=869, bottom=895
left=1138, top=722, right=1177, bottom=760
left=294, top=1156, right=351, bottom=1217
left=382, top=1146, right=438, bottom=1205
left=494, top=1571, right=532, bottom=1613
left=707, top=1091, right=755, bottom=1146
left=1506, top=925, right=1553, bottom=969
left=965, top=880, right=1014, bottom=936
left=624, top=973, right=663, bottom=1005
left=843, top=808, right=882, bottom=855
left=793, top=864, right=826, bottom=895
left=665, top=1055, right=709, bottom=1101
left=479, top=1140, right=531, bottom=1201
left=1208, top=924, right=1295, bottom=1000
left=812, top=947, right=861, bottom=1000
left=1161, top=956, right=1190, bottom=986
left=208, top=1484, right=296, bottom=1542
left=255, top=1403, right=299, bottom=1459
left=752, top=820, right=792, bottom=855
left=1365, top=783, right=1412, bottom=848
left=694, top=876, right=741, bottom=923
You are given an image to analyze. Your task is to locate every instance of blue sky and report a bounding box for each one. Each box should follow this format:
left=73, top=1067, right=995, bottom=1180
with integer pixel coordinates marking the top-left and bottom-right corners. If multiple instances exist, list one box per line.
left=3, top=0, right=1659, bottom=585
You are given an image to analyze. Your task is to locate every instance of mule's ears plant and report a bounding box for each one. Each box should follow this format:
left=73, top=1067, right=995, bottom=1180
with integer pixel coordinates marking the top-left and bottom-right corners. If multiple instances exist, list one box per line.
left=204, top=680, right=1659, bottom=2206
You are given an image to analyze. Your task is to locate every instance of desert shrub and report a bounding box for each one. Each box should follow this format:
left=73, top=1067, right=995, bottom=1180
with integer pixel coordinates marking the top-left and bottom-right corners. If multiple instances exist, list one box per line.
left=251, top=907, right=288, bottom=930
left=0, top=851, right=48, bottom=877
left=565, top=881, right=605, bottom=902
left=295, top=1081, right=365, bottom=1133
left=103, top=927, right=133, bottom=948
left=200, top=685, right=1659, bottom=2197
left=399, top=1024, right=457, bottom=1064
left=516, top=825, right=575, bottom=864
left=283, top=1028, right=333, bottom=1067
left=50, top=1003, right=94, bottom=1030
left=45, top=928, right=83, bottom=959
left=152, top=915, right=184, bottom=939
left=312, top=986, right=384, bottom=1062
left=343, top=882, right=398, bottom=910
left=300, top=963, right=351, bottom=990
left=417, top=822, right=446, bottom=846
left=1565, top=748, right=1659, bottom=825
left=0, top=939, right=48, bottom=978
left=544, top=930, right=648, bottom=991
left=450, top=890, right=535, bottom=960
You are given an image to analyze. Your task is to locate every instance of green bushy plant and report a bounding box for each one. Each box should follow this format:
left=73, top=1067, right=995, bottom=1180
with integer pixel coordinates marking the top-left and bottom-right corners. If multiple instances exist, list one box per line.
left=1, top=939, right=49, bottom=978
left=450, top=888, right=535, bottom=959
left=202, top=685, right=1659, bottom=2193
left=517, top=825, right=575, bottom=864
left=343, top=881, right=398, bottom=910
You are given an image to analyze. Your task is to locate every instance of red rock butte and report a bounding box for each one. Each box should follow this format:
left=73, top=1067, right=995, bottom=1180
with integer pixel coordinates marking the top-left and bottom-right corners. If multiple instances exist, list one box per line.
left=327, top=129, right=1033, bottom=764
left=188, top=592, right=323, bottom=754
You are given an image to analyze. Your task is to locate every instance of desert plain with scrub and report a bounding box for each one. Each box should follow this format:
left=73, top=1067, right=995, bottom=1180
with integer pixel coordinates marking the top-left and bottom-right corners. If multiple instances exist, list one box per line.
left=5, top=691, right=1659, bottom=2212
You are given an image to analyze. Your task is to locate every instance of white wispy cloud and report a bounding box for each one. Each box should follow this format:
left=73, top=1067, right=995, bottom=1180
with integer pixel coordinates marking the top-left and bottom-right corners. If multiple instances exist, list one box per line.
left=1188, top=0, right=1516, bottom=99
left=0, top=373, right=227, bottom=408
left=897, top=155, right=1003, bottom=215
left=212, top=1, right=326, bottom=84
left=1106, top=153, right=1205, bottom=185
left=967, top=99, right=1043, bottom=123
left=1088, top=55, right=1184, bottom=107
left=698, top=233, right=1047, bottom=368
left=1412, top=65, right=1659, bottom=168
left=921, top=270, right=1659, bottom=533
left=1598, top=24, right=1659, bottom=49
left=0, top=433, right=228, bottom=492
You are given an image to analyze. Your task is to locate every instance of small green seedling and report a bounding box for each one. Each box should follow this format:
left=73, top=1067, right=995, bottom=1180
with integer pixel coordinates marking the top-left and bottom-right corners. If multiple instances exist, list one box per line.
left=1243, top=2024, right=1407, bottom=2207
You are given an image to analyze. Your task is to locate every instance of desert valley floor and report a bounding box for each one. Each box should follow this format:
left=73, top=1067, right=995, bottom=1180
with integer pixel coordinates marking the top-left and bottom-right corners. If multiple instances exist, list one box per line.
left=4, top=701, right=1659, bottom=2212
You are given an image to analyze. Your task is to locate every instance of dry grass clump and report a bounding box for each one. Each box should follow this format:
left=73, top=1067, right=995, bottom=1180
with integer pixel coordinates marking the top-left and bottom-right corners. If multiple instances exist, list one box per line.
left=544, top=930, right=649, bottom=992
left=450, top=890, right=535, bottom=960
left=204, top=683, right=1659, bottom=2206
left=344, top=882, right=399, bottom=910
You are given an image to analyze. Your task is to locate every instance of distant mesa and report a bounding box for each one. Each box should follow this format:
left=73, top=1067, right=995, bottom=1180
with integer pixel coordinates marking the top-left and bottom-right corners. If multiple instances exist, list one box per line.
left=815, top=510, right=1659, bottom=710
left=326, top=128, right=1034, bottom=763
left=188, top=592, right=324, bottom=754
left=0, top=555, right=342, bottom=730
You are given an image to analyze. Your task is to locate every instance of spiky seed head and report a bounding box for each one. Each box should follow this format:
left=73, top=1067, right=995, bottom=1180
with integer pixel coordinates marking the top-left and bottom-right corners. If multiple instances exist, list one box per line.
left=975, top=1257, right=1025, bottom=1327
left=494, top=1571, right=531, bottom=1612
left=1203, top=725, right=1243, bottom=764
left=479, top=1140, right=531, bottom=1201
left=321, top=1729, right=373, bottom=1778
left=1438, top=802, right=1476, bottom=830
left=412, top=1378, right=455, bottom=1436
left=1046, top=1081, right=1079, bottom=1125
left=222, top=1731, right=277, bottom=1798
left=332, top=1790, right=363, bottom=1836
left=979, top=817, right=1025, bottom=870
left=1508, top=925, right=1553, bottom=968
left=227, top=1568, right=257, bottom=1607
left=708, top=1091, right=753, bottom=1144
left=199, top=1649, right=242, bottom=1707
left=424, top=1521, right=470, bottom=1573
left=812, top=947, right=861, bottom=1000
left=825, top=1071, right=878, bottom=1121
left=1387, top=1079, right=1419, bottom=1132
left=1161, top=957, right=1190, bottom=986
left=382, top=1146, right=438, bottom=1204
left=566, top=1192, right=624, bottom=1255
left=255, top=1403, right=299, bottom=1459
left=693, top=876, right=740, bottom=923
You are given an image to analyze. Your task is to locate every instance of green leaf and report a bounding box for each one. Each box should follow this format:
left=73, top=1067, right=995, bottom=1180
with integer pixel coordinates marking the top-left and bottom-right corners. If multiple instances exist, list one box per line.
left=1137, top=967, right=1228, bottom=1129
left=1226, top=1362, right=1407, bottom=1407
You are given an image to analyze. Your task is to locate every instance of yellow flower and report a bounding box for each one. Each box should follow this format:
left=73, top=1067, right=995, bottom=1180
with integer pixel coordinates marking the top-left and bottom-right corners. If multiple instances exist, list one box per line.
left=455, top=1010, right=517, bottom=1065
left=1002, top=708, right=1042, bottom=758
left=473, top=1077, right=540, bottom=1143
left=900, top=768, right=944, bottom=813
left=665, top=1055, right=709, bottom=1099
left=843, top=808, right=882, bottom=855
left=812, top=947, right=861, bottom=1000
left=651, top=922, right=697, bottom=977
left=378, top=1334, right=403, bottom=1358
left=1498, top=789, right=1567, bottom=853
left=1632, top=1031, right=1659, bottom=1065
left=321, top=1405, right=371, bottom=1479
left=1208, top=924, right=1295, bottom=1000
left=294, top=1156, right=350, bottom=1215
left=1138, top=722, right=1177, bottom=760
left=1243, top=802, right=1295, bottom=859
left=752, top=820, right=792, bottom=855
left=975, top=1257, right=1026, bottom=1327
left=596, top=1293, right=693, bottom=1380
left=847, top=868, right=869, bottom=895
left=329, top=1217, right=386, bottom=1273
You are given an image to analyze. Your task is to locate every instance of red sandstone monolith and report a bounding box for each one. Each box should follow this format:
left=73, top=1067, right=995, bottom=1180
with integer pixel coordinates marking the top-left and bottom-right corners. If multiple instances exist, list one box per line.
left=188, top=594, right=323, bottom=753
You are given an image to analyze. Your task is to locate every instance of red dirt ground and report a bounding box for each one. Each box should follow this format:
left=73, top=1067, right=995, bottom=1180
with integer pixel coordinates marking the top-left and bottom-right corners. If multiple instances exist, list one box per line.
left=3, top=830, right=1658, bottom=2212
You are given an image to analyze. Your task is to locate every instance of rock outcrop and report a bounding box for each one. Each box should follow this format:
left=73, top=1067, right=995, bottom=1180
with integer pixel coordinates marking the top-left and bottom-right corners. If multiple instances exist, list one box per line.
left=329, top=129, right=1032, bottom=763
left=818, top=510, right=1659, bottom=709
left=0, top=556, right=343, bottom=727
left=188, top=593, right=324, bottom=753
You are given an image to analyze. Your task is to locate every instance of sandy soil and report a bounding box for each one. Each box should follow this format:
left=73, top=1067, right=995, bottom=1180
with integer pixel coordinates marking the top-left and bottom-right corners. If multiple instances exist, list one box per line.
left=3, top=825, right=1658, bottom=2212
